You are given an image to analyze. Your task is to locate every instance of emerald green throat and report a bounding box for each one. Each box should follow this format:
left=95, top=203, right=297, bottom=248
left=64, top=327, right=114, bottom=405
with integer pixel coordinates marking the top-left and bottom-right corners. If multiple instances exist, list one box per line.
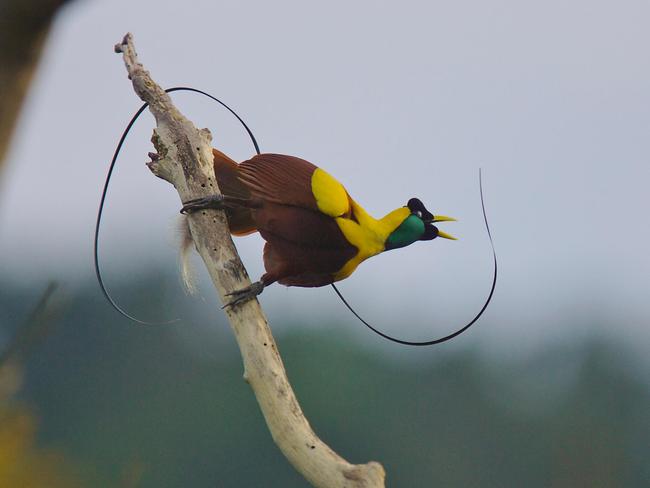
left=385, top=214, right=425, bottom=250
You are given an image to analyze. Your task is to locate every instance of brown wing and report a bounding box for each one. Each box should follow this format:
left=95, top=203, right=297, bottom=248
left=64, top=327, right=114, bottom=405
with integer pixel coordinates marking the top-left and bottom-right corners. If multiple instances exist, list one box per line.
left=254, top=202, right=353, bottom=249
left=237, top=154, right=322, bottom=211
left=256, top=204, right=357, bottom=287
left=216, top=151, right=358, bottom=287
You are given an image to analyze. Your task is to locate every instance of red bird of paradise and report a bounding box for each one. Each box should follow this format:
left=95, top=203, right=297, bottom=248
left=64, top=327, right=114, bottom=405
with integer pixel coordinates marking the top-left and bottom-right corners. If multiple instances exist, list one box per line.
left=179, top=149, right=456, bottom=306
left=96, top=87, right=495, bottom=345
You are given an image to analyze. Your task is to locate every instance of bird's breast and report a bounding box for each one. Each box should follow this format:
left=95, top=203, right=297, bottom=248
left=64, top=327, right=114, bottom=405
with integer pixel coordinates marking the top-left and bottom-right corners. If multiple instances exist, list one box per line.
left=332, top=211, right=388, bottom=281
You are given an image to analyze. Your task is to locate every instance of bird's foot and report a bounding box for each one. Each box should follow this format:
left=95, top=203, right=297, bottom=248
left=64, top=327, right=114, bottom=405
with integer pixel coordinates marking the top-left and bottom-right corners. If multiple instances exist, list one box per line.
left=180, top=194, right=225, bottom=214
left=222, top=281, right=265, bottom=308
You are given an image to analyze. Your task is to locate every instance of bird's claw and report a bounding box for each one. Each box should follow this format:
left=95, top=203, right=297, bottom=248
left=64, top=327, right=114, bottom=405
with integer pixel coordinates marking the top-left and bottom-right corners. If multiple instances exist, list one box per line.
left=222, top=281, right=265, bottom=308
left=180, top=195, right=225, bottom=214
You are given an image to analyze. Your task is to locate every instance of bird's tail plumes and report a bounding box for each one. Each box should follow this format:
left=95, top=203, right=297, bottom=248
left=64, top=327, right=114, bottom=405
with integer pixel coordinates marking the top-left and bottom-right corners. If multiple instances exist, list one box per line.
left=212, top=149, right=258, bottom=236
left=178, top=215, right=197, bottom=294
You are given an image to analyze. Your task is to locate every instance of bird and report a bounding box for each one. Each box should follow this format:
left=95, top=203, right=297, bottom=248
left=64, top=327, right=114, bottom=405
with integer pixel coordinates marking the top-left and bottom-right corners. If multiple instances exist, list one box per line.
left=180, top=149, right=457, bottom=306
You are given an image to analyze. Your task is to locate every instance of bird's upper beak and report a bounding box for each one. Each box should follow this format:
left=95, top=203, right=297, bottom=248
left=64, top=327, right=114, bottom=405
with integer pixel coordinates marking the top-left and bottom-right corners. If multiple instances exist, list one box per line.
left=433, top=215, right=456, bottom=223
left=431, top=215, right=457, bottom=240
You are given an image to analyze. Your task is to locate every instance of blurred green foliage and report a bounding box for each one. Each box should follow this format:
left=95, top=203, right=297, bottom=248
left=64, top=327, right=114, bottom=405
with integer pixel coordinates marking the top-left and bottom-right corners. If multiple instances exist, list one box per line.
left=1, top=276, right=649, bottom=487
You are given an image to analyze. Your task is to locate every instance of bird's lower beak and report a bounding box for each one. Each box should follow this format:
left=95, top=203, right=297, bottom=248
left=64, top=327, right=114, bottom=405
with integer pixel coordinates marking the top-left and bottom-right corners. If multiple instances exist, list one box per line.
left=437, top=230, right=457, bottom=240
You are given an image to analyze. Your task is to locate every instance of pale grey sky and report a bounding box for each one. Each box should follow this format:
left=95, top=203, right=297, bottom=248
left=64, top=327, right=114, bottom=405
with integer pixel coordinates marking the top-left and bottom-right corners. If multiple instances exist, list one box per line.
left=1, top=0, right=649, bottom=356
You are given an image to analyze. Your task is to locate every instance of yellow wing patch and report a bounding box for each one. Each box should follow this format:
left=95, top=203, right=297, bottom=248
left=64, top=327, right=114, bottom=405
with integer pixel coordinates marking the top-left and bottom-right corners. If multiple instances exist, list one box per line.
left=311, top=168, right=351, bottom=217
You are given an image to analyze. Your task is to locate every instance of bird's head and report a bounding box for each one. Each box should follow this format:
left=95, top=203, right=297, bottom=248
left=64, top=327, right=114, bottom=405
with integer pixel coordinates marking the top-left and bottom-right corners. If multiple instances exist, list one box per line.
left=384, top=197, right=456, bottom=251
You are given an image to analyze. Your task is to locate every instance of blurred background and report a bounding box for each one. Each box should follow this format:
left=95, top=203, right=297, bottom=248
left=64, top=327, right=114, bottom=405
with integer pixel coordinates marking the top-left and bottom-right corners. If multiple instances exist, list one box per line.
left=1, top=0, right=649, bottom=486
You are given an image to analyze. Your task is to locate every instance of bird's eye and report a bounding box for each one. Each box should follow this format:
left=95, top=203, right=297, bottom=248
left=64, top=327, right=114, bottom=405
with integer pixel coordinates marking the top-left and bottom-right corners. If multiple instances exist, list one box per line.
left=416, top=210, right=422, bottom=218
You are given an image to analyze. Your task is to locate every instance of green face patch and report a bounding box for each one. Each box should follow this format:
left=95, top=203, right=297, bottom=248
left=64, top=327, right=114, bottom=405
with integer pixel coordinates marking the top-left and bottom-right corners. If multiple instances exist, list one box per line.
left=385, top=214, right=425, bottom=250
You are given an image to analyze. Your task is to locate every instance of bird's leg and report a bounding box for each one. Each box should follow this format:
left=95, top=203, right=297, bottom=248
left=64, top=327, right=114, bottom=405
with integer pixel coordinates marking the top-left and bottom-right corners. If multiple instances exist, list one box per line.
left=222, top=281, right=265, bottom=308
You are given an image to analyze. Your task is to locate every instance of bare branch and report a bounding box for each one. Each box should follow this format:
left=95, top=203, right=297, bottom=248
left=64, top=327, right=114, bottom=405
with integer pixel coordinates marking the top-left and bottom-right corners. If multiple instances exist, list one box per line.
left=114, top=33, right=385, bottom=488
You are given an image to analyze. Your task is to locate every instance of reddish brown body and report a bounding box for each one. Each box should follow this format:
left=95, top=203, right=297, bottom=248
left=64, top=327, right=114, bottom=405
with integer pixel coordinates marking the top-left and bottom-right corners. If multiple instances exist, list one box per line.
left=212, top=149, right=357, bottom=288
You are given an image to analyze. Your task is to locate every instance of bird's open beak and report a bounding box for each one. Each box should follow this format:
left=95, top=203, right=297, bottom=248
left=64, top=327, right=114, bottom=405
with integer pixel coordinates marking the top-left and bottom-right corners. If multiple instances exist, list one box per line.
left=431, top=215, right=457, bottom=240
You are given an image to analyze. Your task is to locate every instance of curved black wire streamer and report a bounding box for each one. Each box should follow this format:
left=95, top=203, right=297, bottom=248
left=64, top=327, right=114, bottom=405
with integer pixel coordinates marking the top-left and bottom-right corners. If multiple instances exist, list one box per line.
left=94, top=87, right=260, bottom=325
left=331, top=169, right=497, bottom=346
left=97, top=86, right=496, bottom=343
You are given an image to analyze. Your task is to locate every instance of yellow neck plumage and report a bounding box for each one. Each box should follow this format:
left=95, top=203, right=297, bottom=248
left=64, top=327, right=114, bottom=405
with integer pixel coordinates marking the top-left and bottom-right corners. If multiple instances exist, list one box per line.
left=333, top=200, right=409, bottom=280
left=309, top=166, right=413, bottom=281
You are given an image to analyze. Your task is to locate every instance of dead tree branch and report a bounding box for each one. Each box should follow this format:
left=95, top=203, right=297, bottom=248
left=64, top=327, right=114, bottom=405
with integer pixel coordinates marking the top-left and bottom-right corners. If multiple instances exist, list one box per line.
left=114, top=33, right=385, bottom=488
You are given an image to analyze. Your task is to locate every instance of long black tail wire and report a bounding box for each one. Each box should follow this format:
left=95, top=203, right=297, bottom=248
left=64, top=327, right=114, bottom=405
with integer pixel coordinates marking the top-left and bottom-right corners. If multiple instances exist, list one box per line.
left=94, top=87, right=258, bottom=325
left=96, top=87, right=497, bottom=344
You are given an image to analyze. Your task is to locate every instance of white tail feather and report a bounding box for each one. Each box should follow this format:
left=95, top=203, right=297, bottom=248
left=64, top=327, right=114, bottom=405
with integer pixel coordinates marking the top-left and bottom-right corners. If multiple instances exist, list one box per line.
left=178, top=216, right=198, bottom=294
